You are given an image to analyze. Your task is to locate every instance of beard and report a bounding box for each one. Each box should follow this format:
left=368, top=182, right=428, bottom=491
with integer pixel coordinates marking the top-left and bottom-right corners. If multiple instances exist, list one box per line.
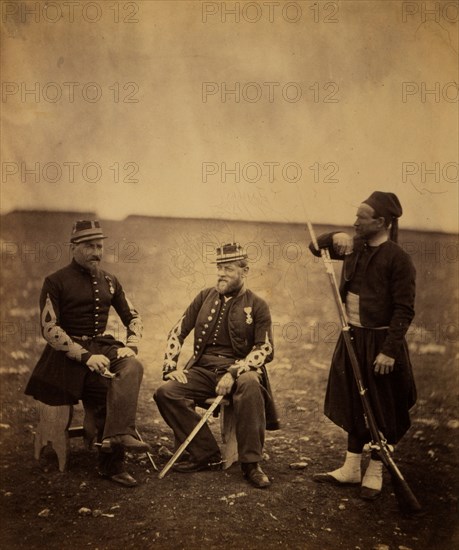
left=216, top=278, right=242, bottom=295
left=86, top=259, right=101, bottom=275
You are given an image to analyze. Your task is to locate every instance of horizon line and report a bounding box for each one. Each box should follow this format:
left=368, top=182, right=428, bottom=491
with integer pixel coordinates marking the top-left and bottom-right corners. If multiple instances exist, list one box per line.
left=1, top=208, right=457, bottom=236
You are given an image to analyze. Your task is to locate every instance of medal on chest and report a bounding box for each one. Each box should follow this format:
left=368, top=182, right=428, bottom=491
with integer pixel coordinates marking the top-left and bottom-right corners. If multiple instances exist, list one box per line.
left=244, top=307, right=253, bottom=325
left=105, top=275, right=115, bottom=295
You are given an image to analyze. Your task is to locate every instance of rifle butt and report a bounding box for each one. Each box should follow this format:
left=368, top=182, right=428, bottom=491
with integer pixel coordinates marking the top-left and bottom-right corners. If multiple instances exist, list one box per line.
left=391, top=473, right=422, bottom=513
left=381, top=451, right=422, bottom=513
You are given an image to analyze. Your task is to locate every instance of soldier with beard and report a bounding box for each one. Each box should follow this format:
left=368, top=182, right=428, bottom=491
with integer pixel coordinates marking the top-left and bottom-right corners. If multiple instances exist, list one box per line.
left=154, top=243, right=279, bottom=488
left=25, top=220, right=149, bottom=487
left=309, top=192, right=417, bottom=500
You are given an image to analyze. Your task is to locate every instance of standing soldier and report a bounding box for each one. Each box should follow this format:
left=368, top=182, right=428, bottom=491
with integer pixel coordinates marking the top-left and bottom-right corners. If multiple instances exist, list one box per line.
left=154, top=243, right=279, bottom=488
left=25, top=220, right=149, bottom=487
left=309, top=192, right=417, bottom=500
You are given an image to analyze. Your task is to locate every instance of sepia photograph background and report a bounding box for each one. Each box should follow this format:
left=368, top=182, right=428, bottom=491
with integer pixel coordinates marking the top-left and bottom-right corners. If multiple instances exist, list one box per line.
left=1, top=1, right=458, bottom=549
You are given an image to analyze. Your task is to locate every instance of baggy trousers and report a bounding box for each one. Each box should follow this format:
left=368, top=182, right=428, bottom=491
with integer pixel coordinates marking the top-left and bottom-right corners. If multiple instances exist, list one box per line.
left=81, top=354, right=144, bottom=476
left=154, top=367, right=266, bottom=463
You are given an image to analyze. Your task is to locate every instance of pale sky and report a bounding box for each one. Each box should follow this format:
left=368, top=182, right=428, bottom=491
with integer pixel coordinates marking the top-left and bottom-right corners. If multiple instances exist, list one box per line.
left=1, top=1, right=458, bottom=232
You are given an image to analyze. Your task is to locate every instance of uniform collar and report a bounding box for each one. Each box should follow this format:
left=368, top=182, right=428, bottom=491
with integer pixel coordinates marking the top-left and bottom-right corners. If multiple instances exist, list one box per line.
left=218, top=283, right=246, bottom=300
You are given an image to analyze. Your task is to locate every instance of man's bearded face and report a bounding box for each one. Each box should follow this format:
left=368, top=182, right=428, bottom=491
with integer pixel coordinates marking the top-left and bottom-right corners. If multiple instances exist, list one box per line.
left=72, top=239, right=104, bottom=274
left=216, top=262, right=247, bottom=294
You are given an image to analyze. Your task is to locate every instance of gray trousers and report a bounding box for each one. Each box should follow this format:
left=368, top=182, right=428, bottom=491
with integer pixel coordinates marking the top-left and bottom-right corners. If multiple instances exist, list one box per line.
left=82, top=355, right=144, bottom=440
left=154, top=367, right=265, bottom=464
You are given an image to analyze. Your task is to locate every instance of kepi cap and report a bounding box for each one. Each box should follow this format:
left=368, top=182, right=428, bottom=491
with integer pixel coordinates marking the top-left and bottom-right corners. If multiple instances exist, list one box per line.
left=70, top=220, right=107, bottom=244
left=214, top=243, right=248, bottom=264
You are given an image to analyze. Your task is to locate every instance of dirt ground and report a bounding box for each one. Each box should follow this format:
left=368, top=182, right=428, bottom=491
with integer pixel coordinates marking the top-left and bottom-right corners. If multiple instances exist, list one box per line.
left=1, top=214, right=458, bottom=549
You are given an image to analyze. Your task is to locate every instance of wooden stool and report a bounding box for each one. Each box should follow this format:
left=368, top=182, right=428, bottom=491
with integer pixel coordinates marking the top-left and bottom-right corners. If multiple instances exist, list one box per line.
left=203, top=397, right=238, bottom=469
left=34, top=402, right=97, bottom=472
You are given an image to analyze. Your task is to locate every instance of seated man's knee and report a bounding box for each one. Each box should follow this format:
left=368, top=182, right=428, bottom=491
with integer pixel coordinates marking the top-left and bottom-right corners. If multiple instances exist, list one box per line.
left=154, top=381, right=173, bottom=404
left=153, top=384, right=164, bottom=403
left=235, top=370, right=261, bottom=393
left=130, top=357, right=143, bottom=375
left=119, top=356, right=143, bottom=378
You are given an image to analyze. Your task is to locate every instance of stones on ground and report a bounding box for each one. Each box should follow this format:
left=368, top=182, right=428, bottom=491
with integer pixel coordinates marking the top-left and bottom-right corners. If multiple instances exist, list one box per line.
left=77, top=507, right=115, bottom=518
left=38, top=509, right=50, bottom=517
left=447, top=419, right=459, bottom=429
left=292, top=477, right=306, bottom=483
left=289, top=462, right=308, bottom=469
left=220, top=492, right=247, bottom=505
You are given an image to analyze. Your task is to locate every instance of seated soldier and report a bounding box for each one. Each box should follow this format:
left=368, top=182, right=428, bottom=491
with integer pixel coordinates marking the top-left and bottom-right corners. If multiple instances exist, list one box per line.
left=154, top=243, right=279, bottom=489
left=25, top=220, right=149, bottom=487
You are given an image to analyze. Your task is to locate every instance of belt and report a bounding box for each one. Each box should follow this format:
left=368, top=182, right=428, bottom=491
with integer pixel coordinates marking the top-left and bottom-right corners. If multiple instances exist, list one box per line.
left=71, top=334, right=104, bottom=341
left=71, top=335, right=93, bottom=341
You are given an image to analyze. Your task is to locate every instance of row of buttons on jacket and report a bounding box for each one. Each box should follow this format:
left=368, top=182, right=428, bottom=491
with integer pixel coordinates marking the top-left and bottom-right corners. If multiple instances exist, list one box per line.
left=91, top=274, right=102, bottom=335
left=194, top=297, right=233, bottom=356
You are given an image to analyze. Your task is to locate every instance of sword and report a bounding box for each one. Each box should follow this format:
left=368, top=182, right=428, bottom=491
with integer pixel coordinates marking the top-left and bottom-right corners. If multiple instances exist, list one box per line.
left=158, top=395, right=224, bottom=479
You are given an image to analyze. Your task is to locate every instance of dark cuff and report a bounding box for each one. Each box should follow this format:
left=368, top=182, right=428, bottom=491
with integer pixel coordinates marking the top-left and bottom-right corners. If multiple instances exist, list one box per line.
left=162, top=367, right=176, bottom=381
left=380, top=338, right=399, bottom=359
left=82, top=351, right=93, bottom=365
left=227, top=366, right=238, bottom=379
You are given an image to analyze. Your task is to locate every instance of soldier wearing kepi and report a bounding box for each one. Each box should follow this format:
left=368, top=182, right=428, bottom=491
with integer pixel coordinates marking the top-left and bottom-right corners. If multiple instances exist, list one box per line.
left=25, top=220, right=149, bottom=487
left=154, top=243, right=279, bottom=488
left=309, top=192, right=417, bottom=500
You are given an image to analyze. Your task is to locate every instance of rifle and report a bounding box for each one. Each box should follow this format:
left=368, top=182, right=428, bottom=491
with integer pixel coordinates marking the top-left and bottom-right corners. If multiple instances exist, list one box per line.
left=158, top=394, right=224, bottom=479
left=307, top=221, right=421, bottom=514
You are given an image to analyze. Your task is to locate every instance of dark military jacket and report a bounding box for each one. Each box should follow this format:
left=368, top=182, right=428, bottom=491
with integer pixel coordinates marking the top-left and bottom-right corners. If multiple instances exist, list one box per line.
left=310, top=232, right=416, bottom=358
left=163, top=286, right=273, bottom=376
left=25, top=259, right=142, bottom=404
left=162, top=286, right=279, bottom=430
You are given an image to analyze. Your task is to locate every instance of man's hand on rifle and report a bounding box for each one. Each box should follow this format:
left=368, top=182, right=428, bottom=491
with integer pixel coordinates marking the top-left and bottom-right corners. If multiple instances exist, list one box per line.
left=216, top=372, right=235, bottom=395
left=332, top=233, right=354, bottom=256
left=373, top=353, right=395, bottom=375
